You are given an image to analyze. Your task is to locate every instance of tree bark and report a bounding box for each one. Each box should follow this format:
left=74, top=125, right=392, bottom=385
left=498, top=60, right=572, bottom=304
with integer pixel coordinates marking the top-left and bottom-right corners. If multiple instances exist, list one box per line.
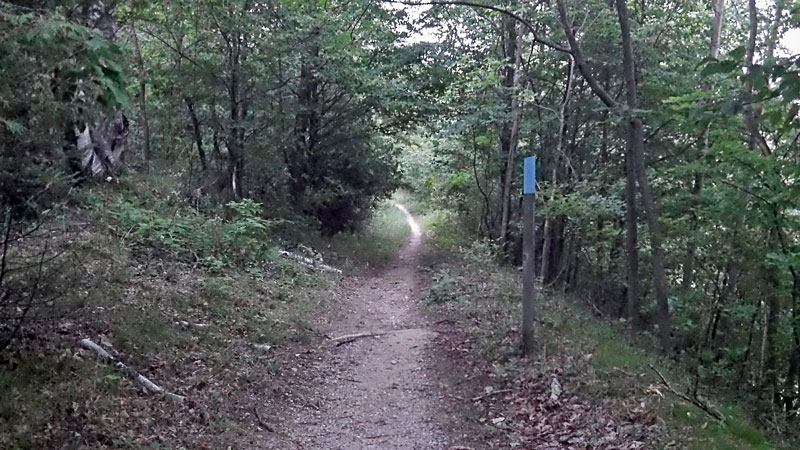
left=624, top=143, right=641, bottom=327
left=185, top=98, right=207, bottom=171
left=615, top=0, right=672, bottom=350
left=130, top=22, right=151, bottom=163
left=226, top=34, right=245, bottom=199
left=556, top=0, right=661, bottom=332
left=499, top=19, right=524, bottom=258
left=541, top=55, right=574, bottom=283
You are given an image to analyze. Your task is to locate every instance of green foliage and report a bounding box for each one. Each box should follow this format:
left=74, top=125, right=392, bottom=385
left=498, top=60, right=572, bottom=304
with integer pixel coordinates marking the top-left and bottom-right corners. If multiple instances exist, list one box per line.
left=105, top=195, right=276, bottom=269
left=425, top=268, right=464, bottom=304
left=423, top=209, right=471, bottom=251
left=311, top=200, right=412, bottom=270
left=0, top=3, right=129, bottom=215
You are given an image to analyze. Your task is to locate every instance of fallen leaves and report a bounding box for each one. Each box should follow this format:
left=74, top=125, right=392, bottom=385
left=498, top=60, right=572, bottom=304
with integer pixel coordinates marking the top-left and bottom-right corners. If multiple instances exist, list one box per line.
left=432, top=317, right=660, bottom=450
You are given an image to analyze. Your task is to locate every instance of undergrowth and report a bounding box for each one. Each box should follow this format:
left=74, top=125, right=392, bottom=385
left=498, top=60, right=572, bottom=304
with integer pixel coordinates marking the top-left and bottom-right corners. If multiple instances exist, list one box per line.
left=0, top=167, right=412, bottom=448
left=421, top=241, right=790, bottom=449
left=310, top=196, right=413, bottom=271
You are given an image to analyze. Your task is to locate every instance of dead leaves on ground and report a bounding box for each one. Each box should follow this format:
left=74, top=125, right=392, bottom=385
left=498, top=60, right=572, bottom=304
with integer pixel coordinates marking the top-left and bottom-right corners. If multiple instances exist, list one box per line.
left=435, top=328, right=659, bottom=449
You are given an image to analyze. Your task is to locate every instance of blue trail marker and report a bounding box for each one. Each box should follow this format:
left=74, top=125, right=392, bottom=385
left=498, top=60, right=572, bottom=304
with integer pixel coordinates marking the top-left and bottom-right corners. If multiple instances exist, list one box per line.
left=524, top=156, right=536, bottom=194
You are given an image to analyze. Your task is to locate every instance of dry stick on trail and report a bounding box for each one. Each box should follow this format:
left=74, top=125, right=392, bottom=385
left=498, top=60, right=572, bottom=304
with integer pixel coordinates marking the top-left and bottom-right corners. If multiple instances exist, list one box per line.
left=253, top=406, right=276, bottom=432
left=471, top=389, right=513, bottom=402
left=79, top=338, right=185, bottom=402
left=329, top=331, right=389, bottom=346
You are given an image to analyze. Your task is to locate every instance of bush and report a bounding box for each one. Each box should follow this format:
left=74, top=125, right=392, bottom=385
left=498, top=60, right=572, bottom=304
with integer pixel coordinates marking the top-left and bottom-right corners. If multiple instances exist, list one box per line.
left=424, top=268, right=464, bottom=304
left=0, top=211, right=84, bottom=352
left=105, top=197, right=277, bottom=268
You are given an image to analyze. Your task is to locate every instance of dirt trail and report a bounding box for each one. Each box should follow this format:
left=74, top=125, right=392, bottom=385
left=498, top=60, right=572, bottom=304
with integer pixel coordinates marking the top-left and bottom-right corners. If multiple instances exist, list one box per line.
left=286, top=204, right=462, bottom=449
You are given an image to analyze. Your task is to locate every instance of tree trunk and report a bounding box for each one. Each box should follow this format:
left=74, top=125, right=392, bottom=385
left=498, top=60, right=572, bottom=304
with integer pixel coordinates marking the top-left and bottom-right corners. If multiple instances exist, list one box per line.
left=185, top=98, right=207, bottom=171
left=211, top=105, right=222, bottom=165
left=288, top=53, right=321, bottom=207
left=71, top=0, right=128, bottom=177
left=743, top=0, right=766, bottom=155
left=615, top=0, right=672, bottom=351
left=764, top=255, right=781, bottom=391
left=499, top=19, right=524, bottom=258
left=683, top=0, right=726, bottom=290
left=227, top=39, right=244, bottom=199
left=130, top=22, right=151, bottom=163
left=541, top=55, right=574, bottom=283
left=624, top=147, right=641, bottom=327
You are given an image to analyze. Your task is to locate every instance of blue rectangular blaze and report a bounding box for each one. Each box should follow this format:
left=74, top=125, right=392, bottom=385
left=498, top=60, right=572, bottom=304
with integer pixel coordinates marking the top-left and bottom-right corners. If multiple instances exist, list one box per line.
left=523, top=156, right=536, bottom=194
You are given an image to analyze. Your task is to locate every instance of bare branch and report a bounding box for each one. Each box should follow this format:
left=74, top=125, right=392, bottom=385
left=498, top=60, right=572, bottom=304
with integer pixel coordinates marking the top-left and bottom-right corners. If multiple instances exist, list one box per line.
left=380, top=0, right=571, bottom=53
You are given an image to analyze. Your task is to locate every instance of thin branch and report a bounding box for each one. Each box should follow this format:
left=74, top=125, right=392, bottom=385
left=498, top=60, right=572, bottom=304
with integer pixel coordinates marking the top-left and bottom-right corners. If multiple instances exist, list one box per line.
left=649, top=364, right=725, bottom=422
left=0, top=209, right=11, bottom=287
left=555, top=0, right=616, bottom=108
left=381, top=0, right=571, bottom=53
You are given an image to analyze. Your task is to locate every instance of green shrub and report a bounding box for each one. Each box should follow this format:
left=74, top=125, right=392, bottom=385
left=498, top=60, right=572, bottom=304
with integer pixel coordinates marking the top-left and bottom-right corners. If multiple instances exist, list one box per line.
left=105, top=197, right=277, bottom=268
left=425, top=268, right=463, bottom=304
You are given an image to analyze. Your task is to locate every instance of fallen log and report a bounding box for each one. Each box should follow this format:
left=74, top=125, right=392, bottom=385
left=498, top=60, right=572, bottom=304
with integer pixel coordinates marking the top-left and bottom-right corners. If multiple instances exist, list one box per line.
left=79, top=338, right=185, bottom=402
left=278, top=250, right=342, bottom=274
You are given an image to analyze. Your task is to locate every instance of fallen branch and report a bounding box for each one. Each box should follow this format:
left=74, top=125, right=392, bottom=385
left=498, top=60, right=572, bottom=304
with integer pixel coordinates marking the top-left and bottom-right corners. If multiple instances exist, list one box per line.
left=79, top=338, right=185, bottom=402
left=278, top=250, right=342, bottom=274
left=649, top=364, right=724, bottom=422
left=471, top=388, right=512, bottom=402
left=329, top=331, right=387, bottom=346
left=174, top=320, right=210, bottom=329
left=253, top=406, right=275, bottom=432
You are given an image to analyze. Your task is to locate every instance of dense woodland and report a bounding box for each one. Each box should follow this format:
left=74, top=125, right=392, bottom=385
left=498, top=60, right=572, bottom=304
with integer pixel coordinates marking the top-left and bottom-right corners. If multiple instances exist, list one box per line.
left=2, top=0, right=800, bottom=444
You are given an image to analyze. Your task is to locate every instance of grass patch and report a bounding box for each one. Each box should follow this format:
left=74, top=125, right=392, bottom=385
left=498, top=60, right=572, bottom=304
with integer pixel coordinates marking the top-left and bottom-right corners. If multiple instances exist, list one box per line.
left=313, top=199, right=412, bottom=270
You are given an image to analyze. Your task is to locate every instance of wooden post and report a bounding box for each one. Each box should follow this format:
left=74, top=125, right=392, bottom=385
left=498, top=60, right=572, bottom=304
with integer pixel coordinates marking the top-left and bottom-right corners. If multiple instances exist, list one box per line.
left=522, top=156, right=537, bottom=356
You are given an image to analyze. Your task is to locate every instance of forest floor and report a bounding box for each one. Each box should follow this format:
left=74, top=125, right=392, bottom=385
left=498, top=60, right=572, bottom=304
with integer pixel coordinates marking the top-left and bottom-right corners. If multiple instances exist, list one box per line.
left=260, top=205, right=660, bottom=449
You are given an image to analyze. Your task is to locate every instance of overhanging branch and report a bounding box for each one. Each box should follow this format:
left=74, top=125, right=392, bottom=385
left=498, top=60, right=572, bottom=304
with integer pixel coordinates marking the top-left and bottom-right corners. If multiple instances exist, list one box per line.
left=380, top=0, right=571, bottom=53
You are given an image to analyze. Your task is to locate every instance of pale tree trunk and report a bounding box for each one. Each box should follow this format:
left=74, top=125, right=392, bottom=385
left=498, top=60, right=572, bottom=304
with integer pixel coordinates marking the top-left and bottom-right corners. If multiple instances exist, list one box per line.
left=499, top=19, right=525, bottom=257
left=226, top=27, right=246, bottom=200
left=765, top=0, right=785, bottom=64
left=683, top=0, right=726, bottom=290
left=72, top=0, right=129, bottom=177
left=541, top=55, right=574, bottom=282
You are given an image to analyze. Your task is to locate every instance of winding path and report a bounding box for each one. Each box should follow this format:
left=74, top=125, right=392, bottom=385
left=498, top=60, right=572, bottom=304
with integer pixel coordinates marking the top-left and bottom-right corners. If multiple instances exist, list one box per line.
left=287, top=204, right=459, bottom=449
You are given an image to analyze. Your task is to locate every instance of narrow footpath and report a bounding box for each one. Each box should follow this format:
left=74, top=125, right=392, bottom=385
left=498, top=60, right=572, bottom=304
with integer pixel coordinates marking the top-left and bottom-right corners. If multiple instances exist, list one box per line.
left=285, top=204, right=468, bottom=449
